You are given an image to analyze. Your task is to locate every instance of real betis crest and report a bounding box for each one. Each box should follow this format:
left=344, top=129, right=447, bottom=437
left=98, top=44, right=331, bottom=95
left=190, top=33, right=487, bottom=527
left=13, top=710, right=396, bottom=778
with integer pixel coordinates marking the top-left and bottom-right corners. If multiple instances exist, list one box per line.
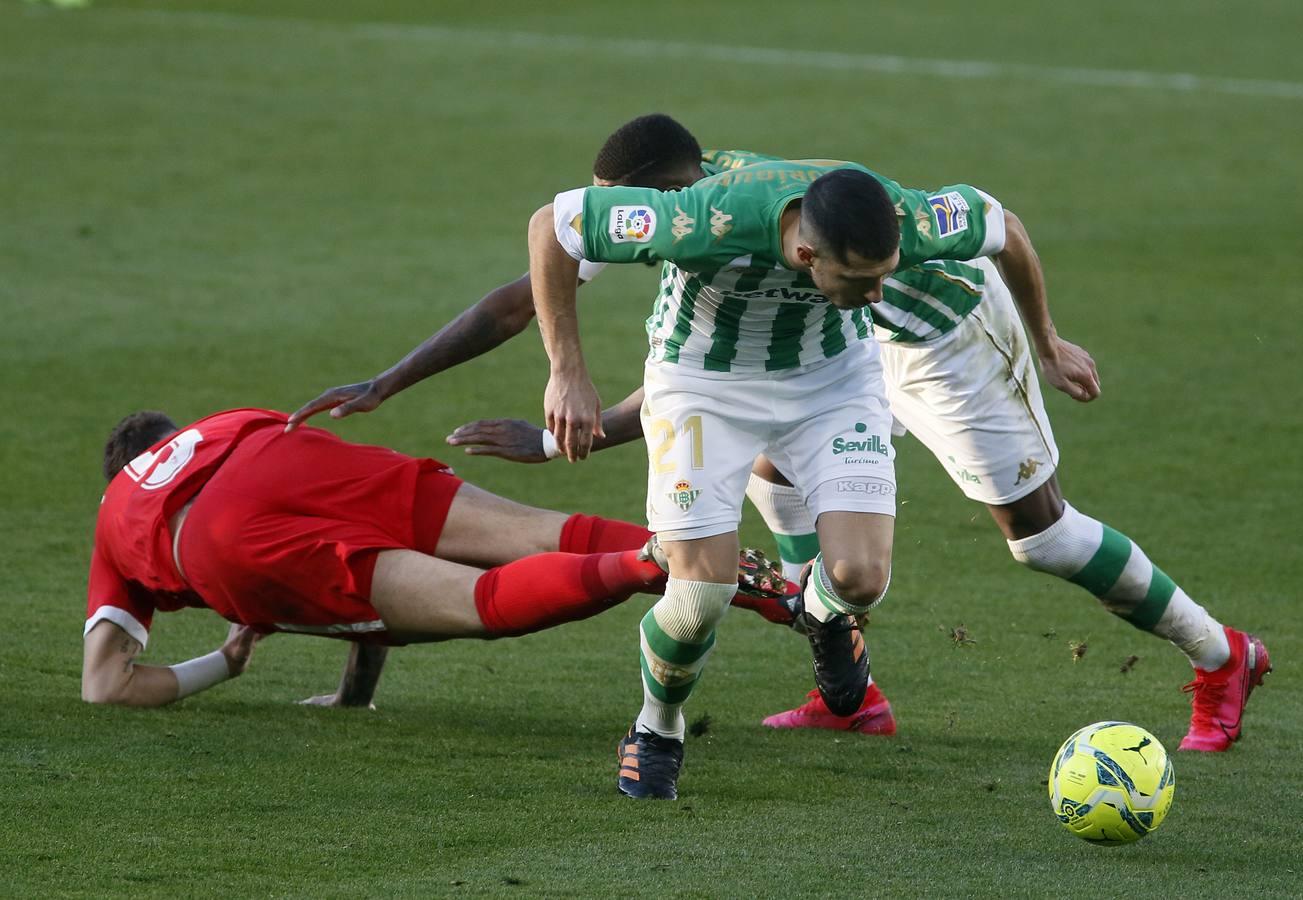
left=668, top=479, right=703, bottom=511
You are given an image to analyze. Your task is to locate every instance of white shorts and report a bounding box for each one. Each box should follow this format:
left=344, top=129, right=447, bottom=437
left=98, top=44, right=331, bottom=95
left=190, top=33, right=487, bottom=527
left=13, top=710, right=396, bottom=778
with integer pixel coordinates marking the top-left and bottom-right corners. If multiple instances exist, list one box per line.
left=642, top=344, right=897, bottom=541
left=880, top=258, right=1058, bottom=505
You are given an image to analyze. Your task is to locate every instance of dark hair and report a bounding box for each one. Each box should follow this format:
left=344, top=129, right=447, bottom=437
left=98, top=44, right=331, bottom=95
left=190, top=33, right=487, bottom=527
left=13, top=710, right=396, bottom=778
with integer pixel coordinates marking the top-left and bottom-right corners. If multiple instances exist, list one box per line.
left=592, top=113, right=702, bottom=185
left=103, top=411, right=177, bottom=481
left=801, top=169, right=901, bottom=264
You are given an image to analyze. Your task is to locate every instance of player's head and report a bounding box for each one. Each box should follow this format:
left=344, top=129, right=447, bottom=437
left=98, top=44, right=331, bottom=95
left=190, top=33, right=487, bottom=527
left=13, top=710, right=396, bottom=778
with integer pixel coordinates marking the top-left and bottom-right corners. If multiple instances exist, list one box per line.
left=795, top=169, right=901, bottom=309
left=103, top=411, right=178, bottom=481
left=592, top=113, right=705, bottom=191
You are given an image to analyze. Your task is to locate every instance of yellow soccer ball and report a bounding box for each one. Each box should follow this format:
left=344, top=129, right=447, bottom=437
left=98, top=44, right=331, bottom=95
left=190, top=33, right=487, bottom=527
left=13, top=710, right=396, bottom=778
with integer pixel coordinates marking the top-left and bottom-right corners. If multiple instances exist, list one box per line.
left=1048, top=721, right=1175, bottom=845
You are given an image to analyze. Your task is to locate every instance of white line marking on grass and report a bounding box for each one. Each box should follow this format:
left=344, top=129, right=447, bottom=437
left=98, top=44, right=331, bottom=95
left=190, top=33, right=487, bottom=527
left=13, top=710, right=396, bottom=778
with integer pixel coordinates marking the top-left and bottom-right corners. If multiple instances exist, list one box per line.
left=101, top=8, right=1303, bottom=102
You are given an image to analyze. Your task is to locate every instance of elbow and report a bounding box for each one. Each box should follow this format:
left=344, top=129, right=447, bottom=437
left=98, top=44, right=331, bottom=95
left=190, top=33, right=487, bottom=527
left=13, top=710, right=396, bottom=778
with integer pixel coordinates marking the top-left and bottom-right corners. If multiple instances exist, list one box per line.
left=82, top=682, right=123, bottom=705
left=82, top=672, right=129, bottom=706
left=500, top=307, right=536, bottom=337
left=499, top=276, right=539, bottom=334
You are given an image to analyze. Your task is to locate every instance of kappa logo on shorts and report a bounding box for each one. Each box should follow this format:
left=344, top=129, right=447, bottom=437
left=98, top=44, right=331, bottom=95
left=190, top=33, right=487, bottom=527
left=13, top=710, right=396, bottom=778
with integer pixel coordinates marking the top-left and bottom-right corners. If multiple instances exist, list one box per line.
left=610, top=206, right=656, bottom=243
left=668, top=479, right=703, bottom=511
left=927, top=191, right=971, bottom=238
left=835, top=480, right=895, bottom=496
left=1014, top=458, right=1043, bottom=485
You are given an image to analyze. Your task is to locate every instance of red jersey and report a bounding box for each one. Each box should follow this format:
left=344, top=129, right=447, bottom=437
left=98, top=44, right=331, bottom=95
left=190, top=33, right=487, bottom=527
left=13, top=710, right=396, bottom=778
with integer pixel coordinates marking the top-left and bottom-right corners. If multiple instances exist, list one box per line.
left=85, top=408, right=463, bottom=647
left=85, top=409, right=288, bottom=646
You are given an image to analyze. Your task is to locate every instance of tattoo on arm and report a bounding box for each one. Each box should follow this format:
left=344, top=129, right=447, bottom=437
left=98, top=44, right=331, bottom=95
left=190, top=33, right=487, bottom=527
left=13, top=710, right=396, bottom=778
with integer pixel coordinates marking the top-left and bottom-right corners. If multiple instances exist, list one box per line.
left=118, top=637, right=137, bottom=672
left=337, top=643, right=388, bottom=707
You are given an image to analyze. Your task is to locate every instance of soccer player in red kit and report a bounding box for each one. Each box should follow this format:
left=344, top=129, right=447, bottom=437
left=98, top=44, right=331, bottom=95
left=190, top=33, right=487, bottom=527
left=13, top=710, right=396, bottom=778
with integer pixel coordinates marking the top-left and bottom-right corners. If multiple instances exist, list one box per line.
left=82, top=408, right=789, bottom=707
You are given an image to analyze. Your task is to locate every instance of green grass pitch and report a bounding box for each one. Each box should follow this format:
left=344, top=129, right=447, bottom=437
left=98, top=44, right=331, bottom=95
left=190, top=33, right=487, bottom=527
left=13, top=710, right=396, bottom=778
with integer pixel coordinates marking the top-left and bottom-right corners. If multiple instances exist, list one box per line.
left=3, top=1, right=1301, bottom=895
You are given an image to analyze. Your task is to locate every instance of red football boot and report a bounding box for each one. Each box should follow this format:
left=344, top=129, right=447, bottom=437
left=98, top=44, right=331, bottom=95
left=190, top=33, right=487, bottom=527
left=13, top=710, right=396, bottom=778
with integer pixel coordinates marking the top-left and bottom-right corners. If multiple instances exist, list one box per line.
left=761, top=683, right=897, bottom=735
left=1178, top=626, right=1271, bottom=752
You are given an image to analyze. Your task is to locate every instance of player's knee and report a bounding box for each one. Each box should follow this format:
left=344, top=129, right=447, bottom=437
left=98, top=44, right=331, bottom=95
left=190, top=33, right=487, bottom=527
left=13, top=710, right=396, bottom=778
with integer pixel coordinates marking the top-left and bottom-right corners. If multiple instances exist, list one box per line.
left=824, top=556, right=891, bottom=608
left=661, top=603, right=726, bottom=643
left=1006, top=502, right=1098, bottom=579
left=655, top=579, right=735, bottom=643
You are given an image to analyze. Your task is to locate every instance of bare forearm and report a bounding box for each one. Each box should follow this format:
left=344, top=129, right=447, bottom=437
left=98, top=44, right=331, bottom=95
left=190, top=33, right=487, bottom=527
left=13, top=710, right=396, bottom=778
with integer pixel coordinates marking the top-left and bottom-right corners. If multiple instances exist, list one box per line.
left=104, top=664, right=184, bottom=707
left=591, top=387, right=645, bottom=453
left=995, top=210, right=1058, bottom=360
left=83, top=659, right=184, bottom=707
left=335, top=643, right=389, bottom=707
left=83, top=624, right=185, bottom=707
left=82, top=621, right=254, bottom=707
left=373, top=277, right=536, bottom=399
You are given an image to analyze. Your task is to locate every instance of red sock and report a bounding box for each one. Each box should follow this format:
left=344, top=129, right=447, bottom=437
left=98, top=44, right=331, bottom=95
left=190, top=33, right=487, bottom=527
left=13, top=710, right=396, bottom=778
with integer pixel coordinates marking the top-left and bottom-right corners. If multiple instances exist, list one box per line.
left=729, top=580, right=801, bottom=626
left=558, top=513, right=652, bottom=554
left=474, top=550, right=666, bottom=637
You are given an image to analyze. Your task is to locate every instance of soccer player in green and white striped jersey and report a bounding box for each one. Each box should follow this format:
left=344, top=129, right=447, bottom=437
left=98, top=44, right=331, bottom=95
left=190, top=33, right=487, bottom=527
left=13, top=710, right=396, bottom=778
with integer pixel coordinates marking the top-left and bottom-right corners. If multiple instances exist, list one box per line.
left=530, top=140, right=1041, bottom=798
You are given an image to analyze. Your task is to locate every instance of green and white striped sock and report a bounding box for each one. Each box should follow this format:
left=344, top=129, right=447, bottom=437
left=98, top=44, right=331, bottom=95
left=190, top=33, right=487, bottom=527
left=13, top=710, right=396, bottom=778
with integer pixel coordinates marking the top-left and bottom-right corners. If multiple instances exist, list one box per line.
left=635, top=578, right=735, bottom=740
left=746, top=474, right=820, bottom=582
left=1008, top=503, right=1230, bottom=670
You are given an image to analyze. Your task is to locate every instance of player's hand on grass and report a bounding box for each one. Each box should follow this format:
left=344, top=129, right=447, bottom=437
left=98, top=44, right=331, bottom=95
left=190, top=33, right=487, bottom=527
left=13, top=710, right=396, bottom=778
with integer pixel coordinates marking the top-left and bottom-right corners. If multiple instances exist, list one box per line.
left=1040, top=337, right=1101, bottom=403
left=297, top=692, right=377, bottom=711
left=446, top=418, right=550, bottom=463
left=543, top=370, right=604, bottom=462
left=219, top=624, right=264, bottom=677
left=285, top=380, right=386, bottom=432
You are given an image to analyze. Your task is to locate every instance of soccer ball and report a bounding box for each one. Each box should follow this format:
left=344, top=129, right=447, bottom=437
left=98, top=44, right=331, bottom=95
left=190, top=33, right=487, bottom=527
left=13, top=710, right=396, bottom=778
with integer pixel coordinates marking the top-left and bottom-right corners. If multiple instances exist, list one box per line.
left=1048, top=721, right=1175, bottom=845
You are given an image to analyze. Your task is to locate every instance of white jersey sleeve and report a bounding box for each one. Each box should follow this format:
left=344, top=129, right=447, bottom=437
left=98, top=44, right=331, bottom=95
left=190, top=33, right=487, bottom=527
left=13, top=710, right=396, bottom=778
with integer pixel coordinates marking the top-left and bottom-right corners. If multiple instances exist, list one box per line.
left=552, top=188, right=587, bottom=261
left=577, top=260, right=607, bottom=283
left=975, top=189, right=1007, bottom=257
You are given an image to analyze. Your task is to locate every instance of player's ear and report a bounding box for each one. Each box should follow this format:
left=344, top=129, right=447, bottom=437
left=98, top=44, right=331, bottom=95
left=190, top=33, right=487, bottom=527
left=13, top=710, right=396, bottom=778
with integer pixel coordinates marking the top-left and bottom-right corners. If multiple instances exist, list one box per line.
left=795, top=244, right=816, bottom=266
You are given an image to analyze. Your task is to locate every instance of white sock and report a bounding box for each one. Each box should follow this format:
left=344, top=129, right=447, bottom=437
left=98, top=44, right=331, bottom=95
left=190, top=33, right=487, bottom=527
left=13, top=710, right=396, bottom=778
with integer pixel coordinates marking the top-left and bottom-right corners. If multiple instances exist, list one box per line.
left=780, top=560, right=806, bottom=583
left=1008, top=502, right=1229, bottom=670
left=1153, top=590, right=1230, bottom=671
left=636, top=578, right=736, bottom=740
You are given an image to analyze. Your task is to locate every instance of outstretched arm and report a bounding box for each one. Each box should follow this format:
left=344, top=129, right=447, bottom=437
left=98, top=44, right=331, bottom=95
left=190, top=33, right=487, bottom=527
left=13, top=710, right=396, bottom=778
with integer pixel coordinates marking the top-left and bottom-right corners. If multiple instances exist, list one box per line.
left=446, top=386, right=646, bottom=463
left=82, top=620, right=260, bottom=707
left=996, top=210, right=1101, bottom=403
left=286, top=276, right=539, bottom=430
left=530, top=202, right=602, bottom=461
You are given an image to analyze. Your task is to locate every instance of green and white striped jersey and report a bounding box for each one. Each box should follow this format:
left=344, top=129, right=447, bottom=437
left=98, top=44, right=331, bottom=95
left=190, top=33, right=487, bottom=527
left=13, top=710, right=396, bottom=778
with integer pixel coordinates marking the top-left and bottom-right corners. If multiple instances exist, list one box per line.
left=558, top=158, right=1003, bottom=372
left=877, top=258, right=989, bottom=343
left=701, top=151, right=994, bottom=345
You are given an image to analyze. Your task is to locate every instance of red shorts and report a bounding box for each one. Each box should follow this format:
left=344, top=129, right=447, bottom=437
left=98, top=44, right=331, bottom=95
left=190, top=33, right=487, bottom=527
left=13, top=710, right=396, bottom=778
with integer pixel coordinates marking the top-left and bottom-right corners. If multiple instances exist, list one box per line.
left=176, top=425, right=462, bottom=641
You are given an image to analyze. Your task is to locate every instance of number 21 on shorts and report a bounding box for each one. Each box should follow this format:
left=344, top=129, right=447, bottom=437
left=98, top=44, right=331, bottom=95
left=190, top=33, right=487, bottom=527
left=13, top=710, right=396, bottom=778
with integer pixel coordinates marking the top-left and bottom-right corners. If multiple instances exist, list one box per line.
left=647, top=415, right=705, bottom=474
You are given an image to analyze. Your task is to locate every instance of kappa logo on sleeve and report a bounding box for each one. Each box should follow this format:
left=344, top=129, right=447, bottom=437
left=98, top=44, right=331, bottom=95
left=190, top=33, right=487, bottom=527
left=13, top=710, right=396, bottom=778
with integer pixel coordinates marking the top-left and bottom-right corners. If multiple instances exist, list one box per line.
left=609, top=206, right=656, bottom=243
left=927, top=191, right=971, bottom=238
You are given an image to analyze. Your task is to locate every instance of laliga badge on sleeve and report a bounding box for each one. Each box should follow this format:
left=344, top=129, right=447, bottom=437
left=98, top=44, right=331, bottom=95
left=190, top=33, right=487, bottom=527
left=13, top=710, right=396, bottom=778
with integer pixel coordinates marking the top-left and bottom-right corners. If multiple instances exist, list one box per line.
left=609, top=206, right=656, bottom=243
